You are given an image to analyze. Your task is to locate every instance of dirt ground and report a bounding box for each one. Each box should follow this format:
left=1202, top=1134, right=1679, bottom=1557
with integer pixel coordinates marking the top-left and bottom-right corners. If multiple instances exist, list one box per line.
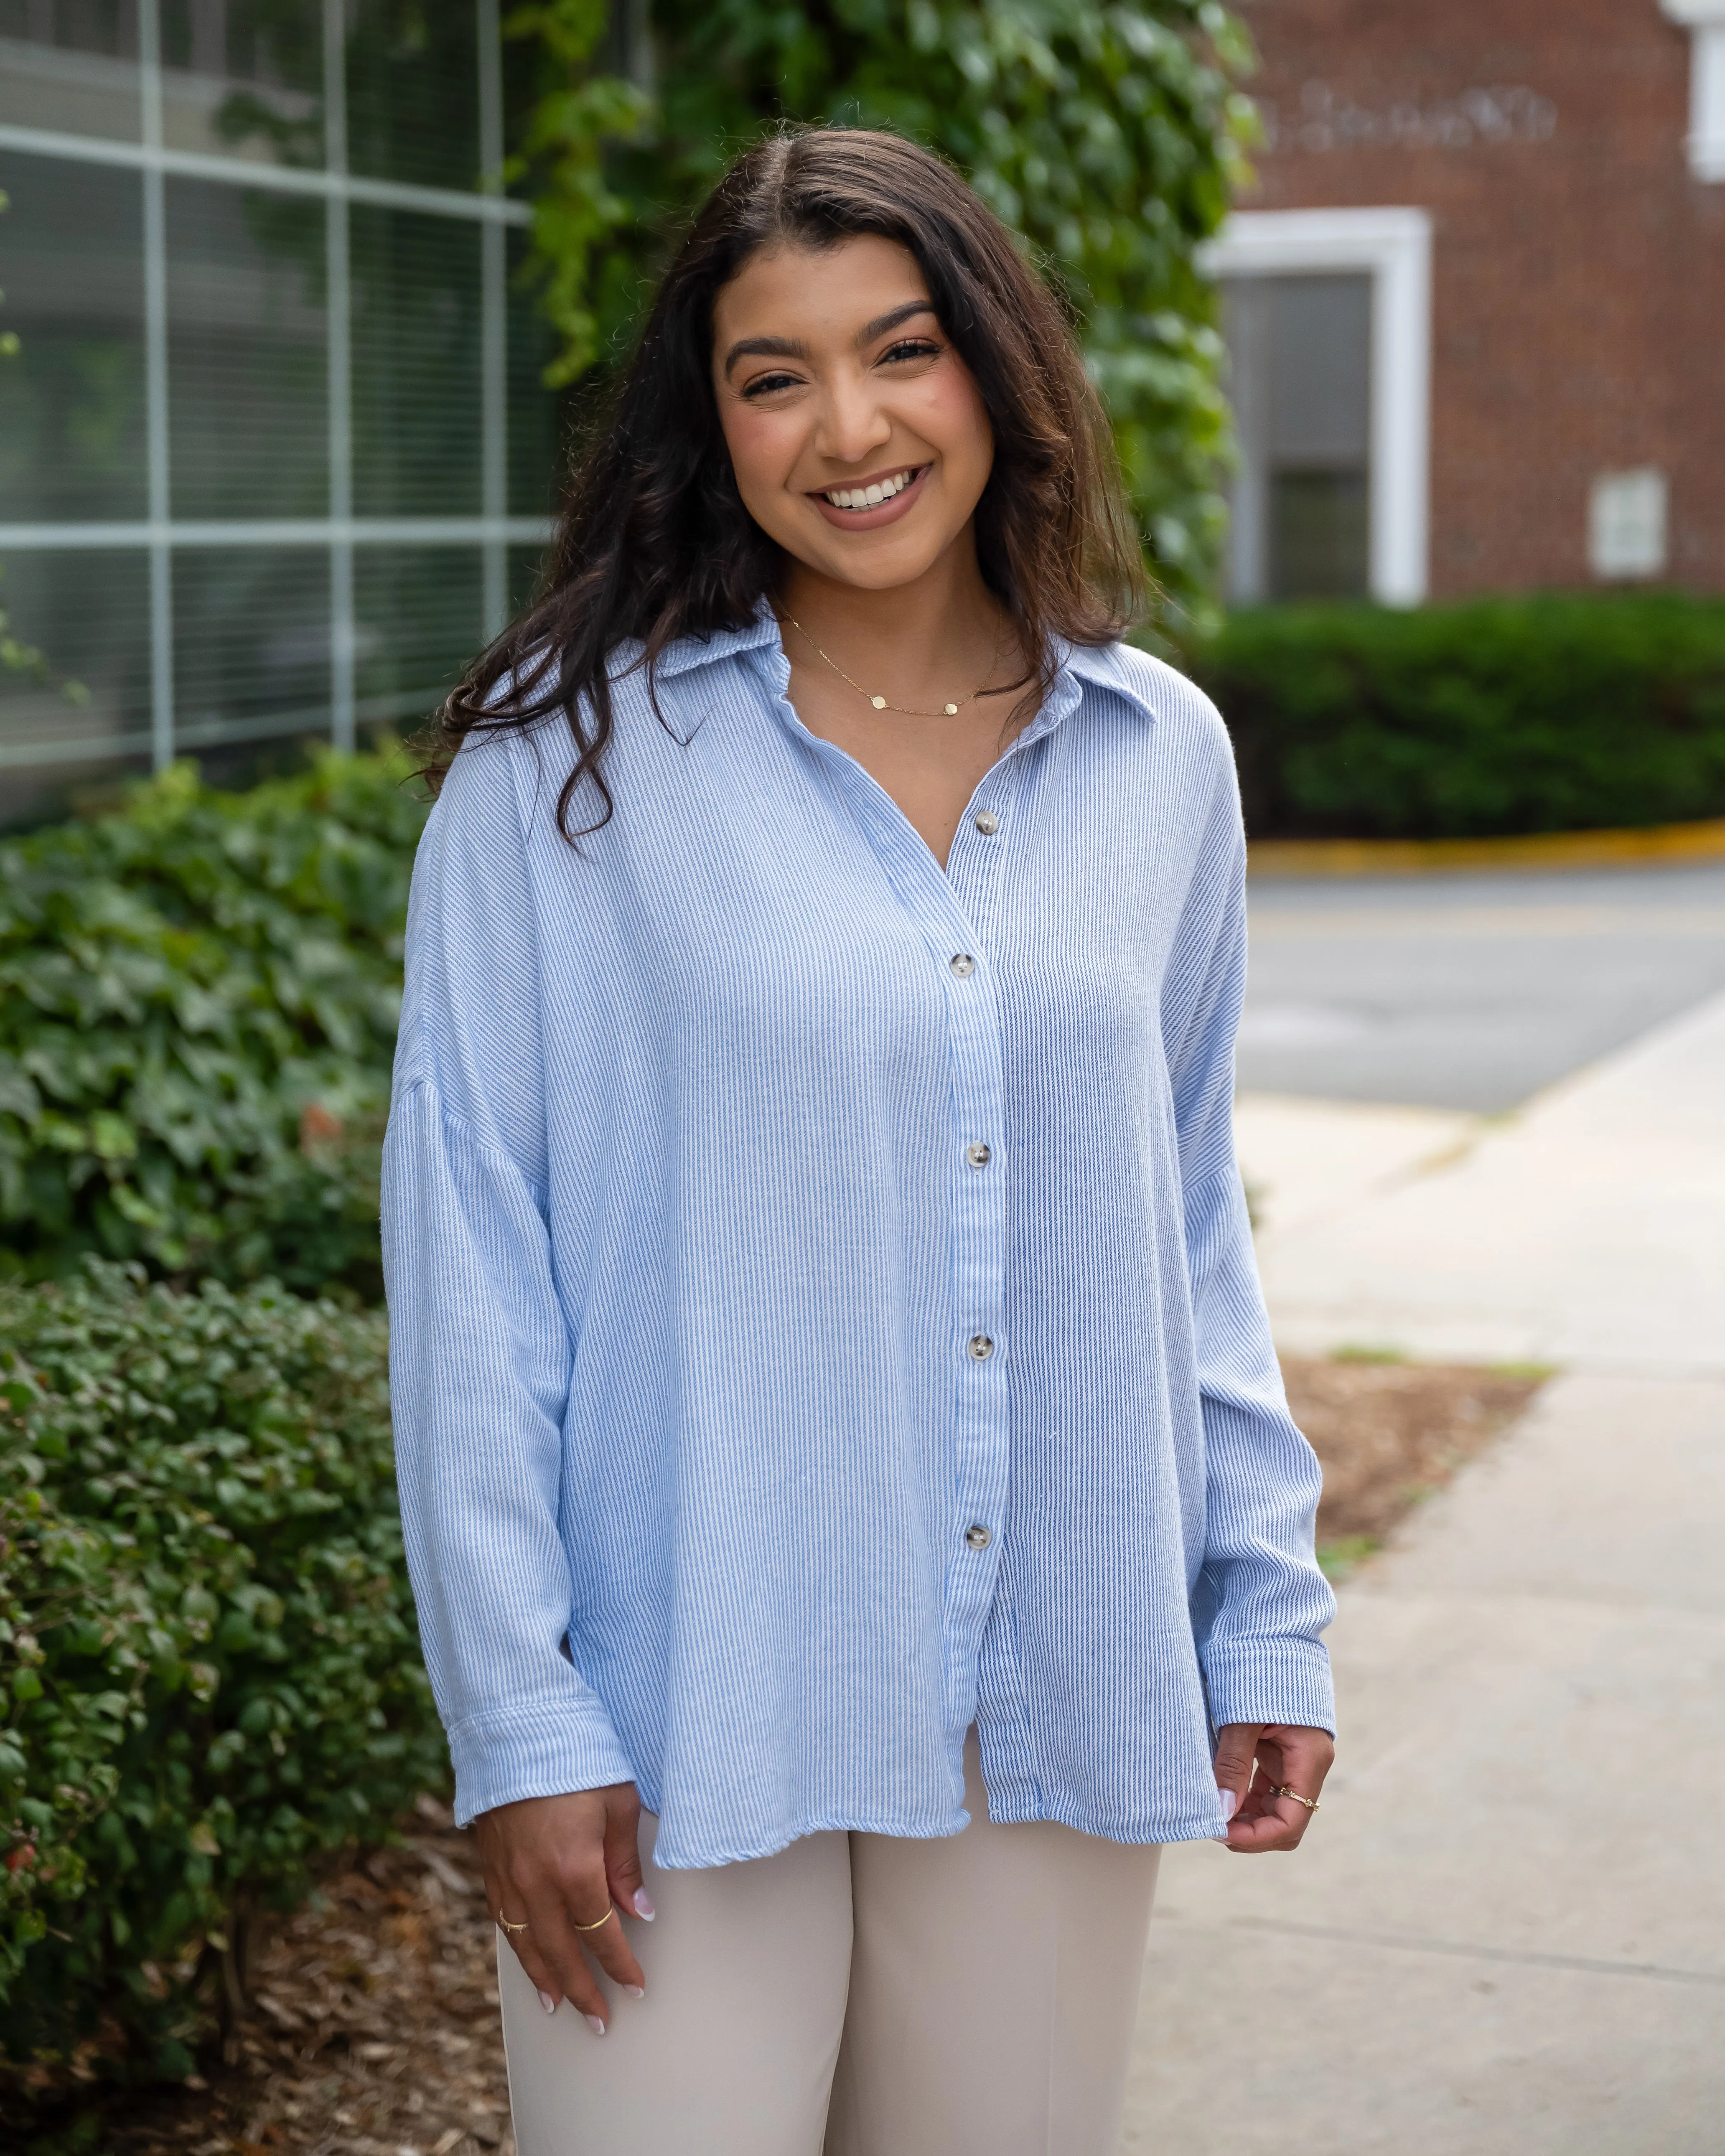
left=94, top=1798, right=514, bottom=2156
left=28, top=1355, right=1543, bottom=2154
left=1285, top=1353, right=1547, bottom=1567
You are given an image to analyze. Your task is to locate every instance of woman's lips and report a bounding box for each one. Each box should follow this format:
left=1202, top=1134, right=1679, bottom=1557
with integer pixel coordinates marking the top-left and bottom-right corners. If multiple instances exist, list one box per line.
left=808, top=462, right=932, bottom=531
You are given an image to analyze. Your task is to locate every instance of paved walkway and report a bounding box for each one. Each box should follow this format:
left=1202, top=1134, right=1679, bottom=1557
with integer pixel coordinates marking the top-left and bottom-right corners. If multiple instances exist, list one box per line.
left=1125, top=991, right=1725, bottom=2153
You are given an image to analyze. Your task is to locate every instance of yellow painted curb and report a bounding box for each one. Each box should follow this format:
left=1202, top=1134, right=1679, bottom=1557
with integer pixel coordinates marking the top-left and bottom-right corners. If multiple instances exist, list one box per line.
left=1248, top=816, right=1725, bottom=879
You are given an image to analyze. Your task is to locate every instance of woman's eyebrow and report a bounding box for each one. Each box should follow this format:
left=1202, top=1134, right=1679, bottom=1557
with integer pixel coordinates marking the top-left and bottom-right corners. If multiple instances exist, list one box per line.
left=857, top=300, right=937, bottom=343
left=722, top=302, right=937, bottom=379
left=722, top=335, right=811, bottom=379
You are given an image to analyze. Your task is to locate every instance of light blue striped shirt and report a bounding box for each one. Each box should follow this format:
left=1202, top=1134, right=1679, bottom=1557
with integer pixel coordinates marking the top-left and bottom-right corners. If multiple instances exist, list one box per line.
left=382, top=605, right=1334, bottom=1865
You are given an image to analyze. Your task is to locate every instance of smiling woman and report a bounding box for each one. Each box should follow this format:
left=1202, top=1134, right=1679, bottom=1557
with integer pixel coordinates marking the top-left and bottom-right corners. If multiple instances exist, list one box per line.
left=389, top=127, right=1336, bottom=2156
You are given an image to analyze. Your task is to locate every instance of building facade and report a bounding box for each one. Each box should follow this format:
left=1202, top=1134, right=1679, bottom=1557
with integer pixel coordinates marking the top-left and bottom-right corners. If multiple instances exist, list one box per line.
left=0, top=0, right=556, bottom=819
left=1212, top=0, right=1725, bottom=605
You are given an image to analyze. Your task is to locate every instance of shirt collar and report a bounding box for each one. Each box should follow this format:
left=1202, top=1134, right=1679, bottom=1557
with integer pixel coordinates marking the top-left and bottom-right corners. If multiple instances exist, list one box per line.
left=648, top=601, right=1151, bottom=735
left=647, top=604, right=782, bottom=681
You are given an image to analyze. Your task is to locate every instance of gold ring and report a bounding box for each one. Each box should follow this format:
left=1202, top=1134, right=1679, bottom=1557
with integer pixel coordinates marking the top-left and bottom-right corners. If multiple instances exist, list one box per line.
left=498, top=1915, right=529, bottom=1934
left=571, top=1907, right=616, bottom=1932
left=1268, top=1782, right=1320, bottom=1813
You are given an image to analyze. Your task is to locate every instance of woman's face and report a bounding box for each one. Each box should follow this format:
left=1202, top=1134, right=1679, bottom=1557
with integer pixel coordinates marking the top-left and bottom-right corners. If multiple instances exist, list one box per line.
left=711, top=234, right=995, bottom=592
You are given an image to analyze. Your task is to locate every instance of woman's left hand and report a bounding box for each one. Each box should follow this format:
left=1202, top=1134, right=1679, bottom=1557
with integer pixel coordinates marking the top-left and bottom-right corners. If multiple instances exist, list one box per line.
left=1213, top=1723, right=1334, bottom=1852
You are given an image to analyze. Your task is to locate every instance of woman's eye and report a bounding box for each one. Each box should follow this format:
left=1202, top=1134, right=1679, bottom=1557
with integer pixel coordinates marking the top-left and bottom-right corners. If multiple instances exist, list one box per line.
left=880, top=339, right=942, bottom=366
left=740, top=371, right=802, bottom=399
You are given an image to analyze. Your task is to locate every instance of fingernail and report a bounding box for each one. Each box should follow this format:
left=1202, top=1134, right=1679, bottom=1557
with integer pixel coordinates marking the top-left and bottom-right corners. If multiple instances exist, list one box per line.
left=622, top=1984, right=645, bottom=2000
left=537, top=1990, right=557, bottom=2016
left=584, top=2014, right=607, bottom=2037
left=1218, top=1788, right=1238, bottom=1822
left=632, top=1888, right=656, bottom=1920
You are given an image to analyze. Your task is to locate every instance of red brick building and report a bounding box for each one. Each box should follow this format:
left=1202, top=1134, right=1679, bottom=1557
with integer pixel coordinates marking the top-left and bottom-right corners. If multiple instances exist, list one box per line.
left=1209, top=0, right=1725, bottom=604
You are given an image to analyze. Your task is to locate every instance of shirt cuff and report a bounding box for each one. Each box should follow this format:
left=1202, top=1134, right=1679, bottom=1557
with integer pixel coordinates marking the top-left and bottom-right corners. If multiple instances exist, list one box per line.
left=447, top=1696, right=639, bottom=1827
left=1201, top=1636, right=1336, bottom=1737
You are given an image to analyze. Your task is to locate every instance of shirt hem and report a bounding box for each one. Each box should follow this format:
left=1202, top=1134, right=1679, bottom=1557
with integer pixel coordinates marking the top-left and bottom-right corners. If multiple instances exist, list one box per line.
left=648, top=1800, right=1226, bottom=1869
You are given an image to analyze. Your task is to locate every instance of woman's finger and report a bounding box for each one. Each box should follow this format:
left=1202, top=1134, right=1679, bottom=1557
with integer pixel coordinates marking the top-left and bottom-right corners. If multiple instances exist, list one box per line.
left=1224, top=1802, right=1307, bottom=1851
left=494, top=1912, right=568, bottom=2017
left=572, top=1895, right=647, bottom=2000
left=602, top=1786, right=656, bottom=1924
left=526, top=1873, right=620, bottom=2033
left=1211, top=1721, right=1261, bottom=1822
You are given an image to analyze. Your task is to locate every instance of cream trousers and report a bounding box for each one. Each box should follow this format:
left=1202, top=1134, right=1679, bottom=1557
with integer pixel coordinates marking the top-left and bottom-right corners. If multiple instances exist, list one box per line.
left=498, top=1736, right=1161, bottom=2156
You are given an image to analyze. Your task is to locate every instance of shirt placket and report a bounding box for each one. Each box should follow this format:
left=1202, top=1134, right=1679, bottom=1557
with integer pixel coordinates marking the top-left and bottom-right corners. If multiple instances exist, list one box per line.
left=750, top=646, right=1076, bottom=1745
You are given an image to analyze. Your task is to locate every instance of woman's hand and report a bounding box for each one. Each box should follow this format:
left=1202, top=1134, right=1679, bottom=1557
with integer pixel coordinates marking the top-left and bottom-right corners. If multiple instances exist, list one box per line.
left=474, top=1783, right=652, bottom=2033
left=1213, top=1723, right=1334, bottom=1853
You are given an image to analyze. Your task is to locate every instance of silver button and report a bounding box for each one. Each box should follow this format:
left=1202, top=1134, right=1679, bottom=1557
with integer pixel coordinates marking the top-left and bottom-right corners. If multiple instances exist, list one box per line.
left=965, top=1141, right=992, bottom=1169
left=949, top=953, right=976, bottom=979
left=965, top=1524, right=992, bottom=1551
left=974, top=810, right=1000, bottom=836
left=967, top=1334, right=994, bottom=1360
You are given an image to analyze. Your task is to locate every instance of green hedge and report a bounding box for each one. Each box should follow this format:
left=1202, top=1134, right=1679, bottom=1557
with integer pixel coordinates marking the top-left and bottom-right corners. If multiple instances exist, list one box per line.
left=0, top=1262, right=439, bottom=2091
left=1192, top=592, right=1725, bottom=840
left=0, top=752, right=426, bottom=1300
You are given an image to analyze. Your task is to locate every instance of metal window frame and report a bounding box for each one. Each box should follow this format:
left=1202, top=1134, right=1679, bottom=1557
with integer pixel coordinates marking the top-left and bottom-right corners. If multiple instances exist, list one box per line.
left=0, top=0, right=535, bottom=776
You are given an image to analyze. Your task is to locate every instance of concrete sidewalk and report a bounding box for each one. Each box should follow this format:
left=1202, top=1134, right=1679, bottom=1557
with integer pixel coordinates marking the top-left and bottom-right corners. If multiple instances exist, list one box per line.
left=1124, top=992, right=1725, bottom=2153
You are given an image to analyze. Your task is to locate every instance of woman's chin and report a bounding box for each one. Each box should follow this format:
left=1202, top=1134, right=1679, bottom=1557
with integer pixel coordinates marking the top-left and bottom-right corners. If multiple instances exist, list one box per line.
left=783, top=521, right=957, bottom=594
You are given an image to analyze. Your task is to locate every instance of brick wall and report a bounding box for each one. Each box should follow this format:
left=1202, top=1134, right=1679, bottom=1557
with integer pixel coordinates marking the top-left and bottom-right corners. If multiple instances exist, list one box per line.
left=1234, top=0, right=1725, bottom=597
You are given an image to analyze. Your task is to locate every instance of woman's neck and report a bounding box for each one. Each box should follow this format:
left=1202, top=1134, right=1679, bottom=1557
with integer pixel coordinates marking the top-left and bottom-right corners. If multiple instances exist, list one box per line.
left=776, top=533, right=1014, bottom=701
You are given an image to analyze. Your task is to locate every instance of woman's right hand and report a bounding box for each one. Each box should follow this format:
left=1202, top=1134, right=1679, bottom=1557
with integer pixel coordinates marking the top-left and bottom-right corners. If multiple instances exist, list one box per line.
left=474, top=1782, right=653, bottom=2034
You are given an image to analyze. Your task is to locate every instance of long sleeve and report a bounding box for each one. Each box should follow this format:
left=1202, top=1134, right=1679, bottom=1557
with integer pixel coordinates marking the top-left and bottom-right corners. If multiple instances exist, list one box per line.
left=1166, top=769, right=1338, bottom=1738
left=382, top=738, right=636, bottom=1825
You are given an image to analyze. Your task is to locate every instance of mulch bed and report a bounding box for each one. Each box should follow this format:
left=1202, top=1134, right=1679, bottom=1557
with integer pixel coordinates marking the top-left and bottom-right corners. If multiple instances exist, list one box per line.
left=87, top=1796, right=514, bottom=2156
left=20, top=1356, right=1543, bottom=2153
left=1285, top=1353, right=1547, bottom=1570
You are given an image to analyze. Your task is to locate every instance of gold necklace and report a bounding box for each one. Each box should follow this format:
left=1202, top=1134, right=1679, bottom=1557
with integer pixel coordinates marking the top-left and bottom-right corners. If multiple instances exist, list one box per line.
left=779, top=614, right=975, bottom=719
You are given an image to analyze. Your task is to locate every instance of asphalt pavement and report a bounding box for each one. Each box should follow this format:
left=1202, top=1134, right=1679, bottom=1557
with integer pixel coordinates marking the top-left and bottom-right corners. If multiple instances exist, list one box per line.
left=1239, top=860, right=1725, bottom=1111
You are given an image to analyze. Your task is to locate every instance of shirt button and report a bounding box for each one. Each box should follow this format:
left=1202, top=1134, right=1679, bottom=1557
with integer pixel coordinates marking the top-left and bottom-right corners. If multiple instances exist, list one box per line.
left=949, top=953, right=976, bottom=978
left=974, top=810, right=1000, bottom=836
left=967, top=1334, right=994, bottom=1360
left=965, top=1524, right=992, bottom=1551
left=965, top=1141, right=992, bottom=1169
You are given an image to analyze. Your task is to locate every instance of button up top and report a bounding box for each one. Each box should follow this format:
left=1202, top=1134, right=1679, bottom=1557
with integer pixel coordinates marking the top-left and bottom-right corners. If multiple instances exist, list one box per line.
left=382, top=606, right=1335, bottom=1866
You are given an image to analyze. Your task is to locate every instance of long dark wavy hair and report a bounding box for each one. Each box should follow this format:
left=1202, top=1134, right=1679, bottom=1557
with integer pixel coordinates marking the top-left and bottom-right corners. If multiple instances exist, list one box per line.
left=428, top=125, right=1146, bottom=836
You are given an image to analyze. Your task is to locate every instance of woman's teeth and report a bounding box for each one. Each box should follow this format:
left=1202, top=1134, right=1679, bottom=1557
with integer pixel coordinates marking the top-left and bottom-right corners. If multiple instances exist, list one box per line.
left=822, top=469, right=916, bottom=511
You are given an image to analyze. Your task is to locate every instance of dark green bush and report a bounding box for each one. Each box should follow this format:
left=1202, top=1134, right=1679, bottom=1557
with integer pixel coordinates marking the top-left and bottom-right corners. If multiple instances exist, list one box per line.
left=0, top=751, right=426, bottom=1299
left=1193, top=592, right=1725, bottom=839
left=0, top=1262, right=440, bottom=2090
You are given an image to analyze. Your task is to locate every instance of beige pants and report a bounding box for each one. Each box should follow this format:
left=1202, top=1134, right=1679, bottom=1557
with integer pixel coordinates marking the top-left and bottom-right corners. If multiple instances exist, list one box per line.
left=498, top=1736, right=1161, bottom=2156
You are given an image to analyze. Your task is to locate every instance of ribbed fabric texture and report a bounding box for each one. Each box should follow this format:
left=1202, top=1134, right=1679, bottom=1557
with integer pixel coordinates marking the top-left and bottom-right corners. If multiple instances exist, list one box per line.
left=382, top=605, right=1335, bottom=1865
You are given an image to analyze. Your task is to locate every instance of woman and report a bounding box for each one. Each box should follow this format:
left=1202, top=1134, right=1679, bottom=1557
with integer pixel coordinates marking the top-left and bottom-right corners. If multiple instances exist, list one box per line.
left=384, top=126, right=1335, bottom=2156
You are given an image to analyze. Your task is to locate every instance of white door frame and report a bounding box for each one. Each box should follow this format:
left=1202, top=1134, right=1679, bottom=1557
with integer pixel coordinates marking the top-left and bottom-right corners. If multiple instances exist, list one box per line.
left=1200, top=206, right=1434, bottom=606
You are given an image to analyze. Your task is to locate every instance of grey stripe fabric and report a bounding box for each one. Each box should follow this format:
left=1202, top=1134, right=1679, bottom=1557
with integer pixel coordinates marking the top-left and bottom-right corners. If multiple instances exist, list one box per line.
left=382, top=603, right=1335, bottom=1865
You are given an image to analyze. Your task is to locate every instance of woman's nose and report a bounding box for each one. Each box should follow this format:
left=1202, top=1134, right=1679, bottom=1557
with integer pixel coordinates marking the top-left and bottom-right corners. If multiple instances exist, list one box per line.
left=812, top=376, right=893, bottom=466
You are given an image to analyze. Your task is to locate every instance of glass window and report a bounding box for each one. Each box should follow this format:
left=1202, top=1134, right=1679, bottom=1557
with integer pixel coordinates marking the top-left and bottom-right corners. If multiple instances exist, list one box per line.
left=508, top=541, right=548, bottom=616
left=355, top=544, right=483, bottom=730
left=173, top=544, right=331, bottom=749
left=167, top=178, right=329, bottom=519
left=0, top=548, right=152, bottom=821
left=0, top=150, right=147, bottom=521
left=0, top=0, right=141, bottom=141
left=350, top=205, right=483, bottom=516
left=508, top=225, right=560, bottom=520
left=1224, top=272, right=1372, bottom=604
left=345, top=0, right=479, bottom=192
left=160, top=0, right=326, bottom=168
left=0, top=2, right=553, bottom=811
